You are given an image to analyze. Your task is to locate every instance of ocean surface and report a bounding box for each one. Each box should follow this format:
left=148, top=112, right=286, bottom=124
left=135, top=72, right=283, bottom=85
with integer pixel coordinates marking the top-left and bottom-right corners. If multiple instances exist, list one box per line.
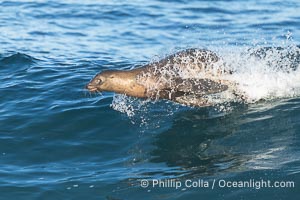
left=0, top=0, right=300, bottom=199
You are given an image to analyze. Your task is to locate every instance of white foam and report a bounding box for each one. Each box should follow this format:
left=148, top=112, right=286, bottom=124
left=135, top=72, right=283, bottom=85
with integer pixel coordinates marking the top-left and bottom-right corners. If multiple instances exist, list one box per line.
left=221, top=45, right=300, bottom=102
left=111, top=94, right=138, bottom=117
left=230, top=70, right=300, bottom=102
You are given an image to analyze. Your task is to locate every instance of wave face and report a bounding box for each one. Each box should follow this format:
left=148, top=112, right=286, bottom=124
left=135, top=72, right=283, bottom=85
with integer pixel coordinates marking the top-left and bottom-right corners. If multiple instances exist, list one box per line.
left=1, top=0, right=300, bottom=200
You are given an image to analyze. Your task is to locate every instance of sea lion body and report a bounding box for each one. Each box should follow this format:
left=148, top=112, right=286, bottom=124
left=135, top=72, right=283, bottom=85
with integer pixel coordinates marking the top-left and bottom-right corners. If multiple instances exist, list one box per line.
left=86, top=49, right=237, bottom=107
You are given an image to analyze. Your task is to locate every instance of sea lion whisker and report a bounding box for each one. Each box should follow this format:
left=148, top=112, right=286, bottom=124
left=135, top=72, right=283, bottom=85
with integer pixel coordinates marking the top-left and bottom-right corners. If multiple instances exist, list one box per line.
left=83, top=90, right=91, bottom=98
left=87, top=90, right=95, bottom=98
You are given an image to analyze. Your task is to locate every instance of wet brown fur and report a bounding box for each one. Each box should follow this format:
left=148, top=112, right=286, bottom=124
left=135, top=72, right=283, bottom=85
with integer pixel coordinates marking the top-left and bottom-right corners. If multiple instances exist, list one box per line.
left=86, top=49, right=231, bottom=105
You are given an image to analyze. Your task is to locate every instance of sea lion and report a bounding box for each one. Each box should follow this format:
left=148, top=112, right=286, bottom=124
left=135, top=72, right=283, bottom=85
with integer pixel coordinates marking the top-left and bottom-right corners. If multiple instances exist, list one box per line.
left=86, top=48, right=236, bottom=107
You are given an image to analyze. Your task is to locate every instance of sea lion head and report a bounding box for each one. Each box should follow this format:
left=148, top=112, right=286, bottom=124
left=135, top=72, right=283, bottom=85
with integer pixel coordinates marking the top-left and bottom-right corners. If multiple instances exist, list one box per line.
left=86, top=70, right=116, bottom=92
left=86, top=70, right=147, bottom=97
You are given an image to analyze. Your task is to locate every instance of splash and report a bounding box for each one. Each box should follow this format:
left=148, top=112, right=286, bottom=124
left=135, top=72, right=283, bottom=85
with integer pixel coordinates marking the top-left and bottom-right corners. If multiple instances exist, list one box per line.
left=111, top=94, right=141, bottom=118
left=111, top=94, right=187, bottom=126
left=222, top=45, right=300, bottom=102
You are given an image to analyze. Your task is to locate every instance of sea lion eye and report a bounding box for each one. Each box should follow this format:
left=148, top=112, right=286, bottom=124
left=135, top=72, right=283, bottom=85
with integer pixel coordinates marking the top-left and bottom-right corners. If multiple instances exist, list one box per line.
left=95, top=79, right=102, bottom=84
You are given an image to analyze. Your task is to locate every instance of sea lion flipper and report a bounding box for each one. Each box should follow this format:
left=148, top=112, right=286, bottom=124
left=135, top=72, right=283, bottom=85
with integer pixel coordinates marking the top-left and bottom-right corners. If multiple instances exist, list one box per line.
left=173, top=78, right=228, bottom=96
left=174, top=95, right=212, bottom=107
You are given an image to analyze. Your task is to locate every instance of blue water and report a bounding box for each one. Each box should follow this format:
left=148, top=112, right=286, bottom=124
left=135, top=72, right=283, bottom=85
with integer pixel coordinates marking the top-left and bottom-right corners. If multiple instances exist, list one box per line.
left=1, top=0, right=300, bottom=199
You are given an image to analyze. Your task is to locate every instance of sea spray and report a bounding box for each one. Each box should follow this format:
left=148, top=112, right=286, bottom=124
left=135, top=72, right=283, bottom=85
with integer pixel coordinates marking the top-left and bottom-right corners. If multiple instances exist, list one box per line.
left=221, top=45, right=300, bottom=102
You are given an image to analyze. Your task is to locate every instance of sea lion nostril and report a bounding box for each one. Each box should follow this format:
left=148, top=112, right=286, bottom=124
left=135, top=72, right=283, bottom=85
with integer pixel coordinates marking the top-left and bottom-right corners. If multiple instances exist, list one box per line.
left=86, top=83, right=98, bottom=92
left=86, top=83, right=95, bottom=89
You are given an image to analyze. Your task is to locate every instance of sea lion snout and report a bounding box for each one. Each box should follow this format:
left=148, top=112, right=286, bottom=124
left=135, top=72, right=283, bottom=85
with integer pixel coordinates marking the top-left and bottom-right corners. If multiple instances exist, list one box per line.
left=86, top=82, right=98, bottom=92
left=86, top=73, right=105, bottom=92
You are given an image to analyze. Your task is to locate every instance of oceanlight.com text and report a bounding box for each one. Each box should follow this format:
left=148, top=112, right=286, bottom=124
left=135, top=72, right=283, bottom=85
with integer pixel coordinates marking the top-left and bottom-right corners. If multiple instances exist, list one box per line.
left=140, top=179, right=295, bottom=190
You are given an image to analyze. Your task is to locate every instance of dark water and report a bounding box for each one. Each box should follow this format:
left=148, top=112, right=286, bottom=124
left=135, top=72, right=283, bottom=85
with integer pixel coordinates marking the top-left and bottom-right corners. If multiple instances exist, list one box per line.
left=0, top=0, right=300, bottom=199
